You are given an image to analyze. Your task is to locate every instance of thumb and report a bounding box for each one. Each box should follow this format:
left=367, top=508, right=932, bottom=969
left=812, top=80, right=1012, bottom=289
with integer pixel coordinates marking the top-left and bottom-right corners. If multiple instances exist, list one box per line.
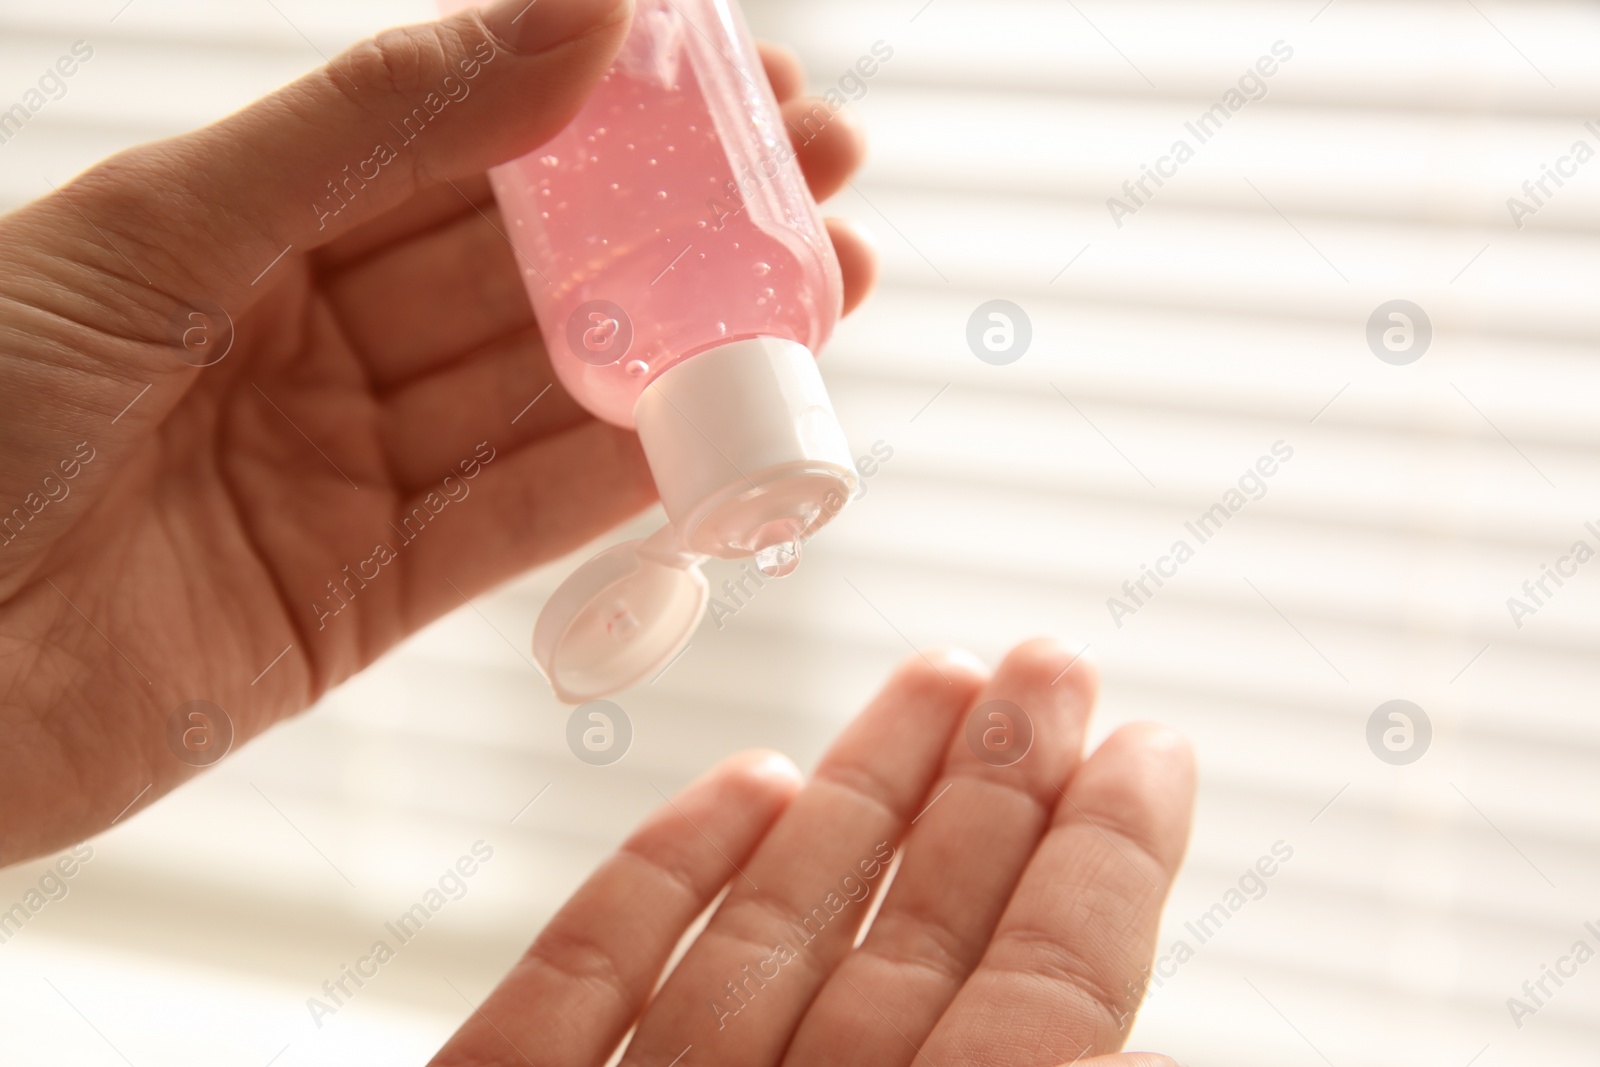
left=62, top=0, right=632, bottom=306
left=0, top=0, right=629, bottom=585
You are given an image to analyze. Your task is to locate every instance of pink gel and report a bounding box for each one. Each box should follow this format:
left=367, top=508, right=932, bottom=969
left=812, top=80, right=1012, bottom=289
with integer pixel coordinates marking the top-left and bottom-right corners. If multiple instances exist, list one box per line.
left=485, top=0, right=843, bottom=427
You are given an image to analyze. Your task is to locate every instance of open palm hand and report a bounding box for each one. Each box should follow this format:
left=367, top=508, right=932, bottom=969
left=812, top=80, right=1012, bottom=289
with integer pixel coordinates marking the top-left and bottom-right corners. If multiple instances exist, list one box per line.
left=432, top=642, right=1195, bottom=1067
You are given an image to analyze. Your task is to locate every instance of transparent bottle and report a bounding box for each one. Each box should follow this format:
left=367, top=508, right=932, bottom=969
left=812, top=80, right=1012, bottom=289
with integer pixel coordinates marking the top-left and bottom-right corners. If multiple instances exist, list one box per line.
left=458, top=0, right=857, bottom=700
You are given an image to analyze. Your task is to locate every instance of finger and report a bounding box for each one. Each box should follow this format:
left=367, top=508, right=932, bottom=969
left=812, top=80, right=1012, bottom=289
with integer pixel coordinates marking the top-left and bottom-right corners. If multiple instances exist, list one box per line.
left=316, top=173, right=494, bottom=271
left=377, top=327, right=593, bottom=491
left=238, top=408, right=654, bottom=685
left=325, top=202, right=535, bottom=391
left=618, top=651, right=988, bottom=1067
left=920, top=724, right=1197, bottom=1066
left=0, top=0, right=635, bottom=510
left=784, top=640, right=1098, bottom=1067
left=1072, top=1056, right=1183, bottom=1067
left=759, top=41, right=807, bottom=103
left=373, top=417, right=656, bottom=642
left=367, top=228, right=874, bottom=483
left=322, top=97, right=866, bottom=390
left=326, top=37, right=806, bottom=269
left=784, top=96, right=866, bottom=202
left=55, top=0, right=634, bottom=325
left=429, top=750, right=803, bottom=1067
left=830, top=217, right=878, bottom=317
left=368, top=203, right=882, bottom=490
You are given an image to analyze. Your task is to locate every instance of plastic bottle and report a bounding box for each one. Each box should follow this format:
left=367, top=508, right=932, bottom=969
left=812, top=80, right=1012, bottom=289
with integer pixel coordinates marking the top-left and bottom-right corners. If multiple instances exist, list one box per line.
left=446, top=0, right=856, bottom=701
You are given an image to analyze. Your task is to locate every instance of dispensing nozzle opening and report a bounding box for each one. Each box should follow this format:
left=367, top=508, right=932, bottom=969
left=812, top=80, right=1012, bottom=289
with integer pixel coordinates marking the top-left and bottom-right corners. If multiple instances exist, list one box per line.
left=633, top=336, right=857, bottom=561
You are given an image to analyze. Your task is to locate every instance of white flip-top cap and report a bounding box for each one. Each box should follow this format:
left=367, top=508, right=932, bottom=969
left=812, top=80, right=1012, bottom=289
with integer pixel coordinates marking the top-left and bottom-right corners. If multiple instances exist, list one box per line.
left=532, top=526, right=708, bottom=704
left=532, top=337, right=856, bottom=704
left=635, top=337, right=857, bottom=558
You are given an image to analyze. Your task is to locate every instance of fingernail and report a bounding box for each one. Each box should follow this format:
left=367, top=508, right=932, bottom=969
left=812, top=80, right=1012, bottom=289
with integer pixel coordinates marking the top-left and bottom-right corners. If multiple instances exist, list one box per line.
left=748, top=750, right=804, bottom=784
left=928, top=646, right=989, bottom=679
left=481, top=0, right=632, bottom=55
left=1134, top=723, right=1193, bottom=758
left=1070, top=641, right=1097, bottom=665
left=1050, top=636, right=1096, bottom=666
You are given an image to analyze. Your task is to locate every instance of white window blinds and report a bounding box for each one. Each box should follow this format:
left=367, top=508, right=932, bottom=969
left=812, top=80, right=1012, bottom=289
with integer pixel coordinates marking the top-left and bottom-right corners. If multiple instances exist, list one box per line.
left=0, top=2, right=1596, bottom=1064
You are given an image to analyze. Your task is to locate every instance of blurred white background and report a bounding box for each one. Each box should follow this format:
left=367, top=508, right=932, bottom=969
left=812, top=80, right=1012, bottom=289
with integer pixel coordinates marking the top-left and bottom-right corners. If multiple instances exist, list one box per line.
left=3, top=0, right=1600, bottom=1064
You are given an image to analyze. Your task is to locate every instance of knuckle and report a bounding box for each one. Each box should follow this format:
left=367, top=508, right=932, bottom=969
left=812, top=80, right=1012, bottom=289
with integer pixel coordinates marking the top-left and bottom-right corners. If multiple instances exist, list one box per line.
left=339, top=24, right=448, bottom=100
left=1069, top=795, right=1170, bottom=878
left=73, top=144, right=180, bottom=234
left=864, top=907, right=971, bottom=984
left=616, top=835, right=702, bottom=902
left=523, top=920, right=630, bottom=1001
left=990, top=924, right=1133, bottom=1028
left=326, top=24, right=463, bottom=191
left=812, top=761, right=900, bottom=825
left=55, top=143, right=197, bottom=305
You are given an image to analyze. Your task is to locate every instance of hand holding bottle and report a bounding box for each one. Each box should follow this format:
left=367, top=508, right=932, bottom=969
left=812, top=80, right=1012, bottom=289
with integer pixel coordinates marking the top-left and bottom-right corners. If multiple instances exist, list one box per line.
left=0, top=0, right=875, bottom=864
